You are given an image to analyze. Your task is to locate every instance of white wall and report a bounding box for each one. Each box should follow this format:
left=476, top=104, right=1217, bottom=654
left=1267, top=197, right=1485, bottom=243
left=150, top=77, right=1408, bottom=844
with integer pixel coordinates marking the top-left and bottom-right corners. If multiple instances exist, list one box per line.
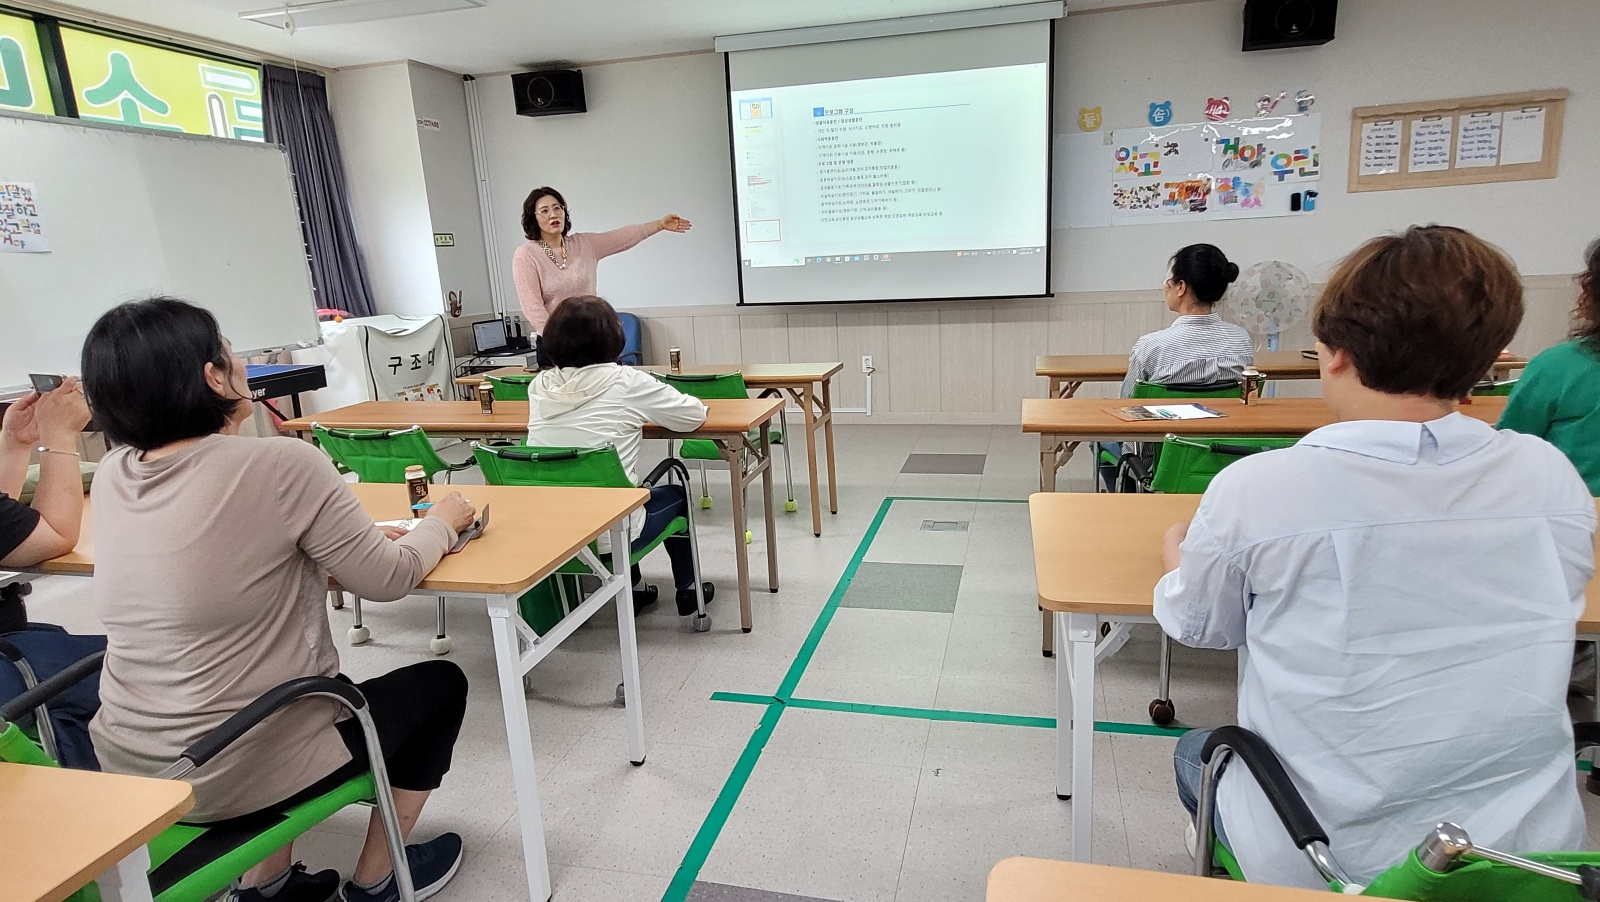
left=475, top=53, right=738, bottom=311
left=1056, top=0, right=1600, bottom=291
left=327, top=62, right=443, bottom=317
left=469, top=0, right=1600, bottom=307
left=408, top=63, right=494, bottom=346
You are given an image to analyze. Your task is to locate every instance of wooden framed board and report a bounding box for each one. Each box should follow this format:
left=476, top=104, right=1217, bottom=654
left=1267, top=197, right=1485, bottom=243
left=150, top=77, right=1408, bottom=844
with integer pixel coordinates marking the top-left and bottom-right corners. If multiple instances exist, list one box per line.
left=1348, top=89, right=1567, bottom=193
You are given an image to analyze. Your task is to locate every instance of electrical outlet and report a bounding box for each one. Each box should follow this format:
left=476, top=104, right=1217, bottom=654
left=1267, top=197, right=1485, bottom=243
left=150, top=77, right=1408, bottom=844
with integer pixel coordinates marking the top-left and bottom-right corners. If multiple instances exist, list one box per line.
left=861, top=355, right=873, bottom=373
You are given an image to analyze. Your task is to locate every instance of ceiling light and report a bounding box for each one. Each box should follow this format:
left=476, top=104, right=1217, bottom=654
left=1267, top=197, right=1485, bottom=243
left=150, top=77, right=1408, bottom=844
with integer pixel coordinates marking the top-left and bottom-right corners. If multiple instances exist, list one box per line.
left=240, top=0, right=488, bottom=30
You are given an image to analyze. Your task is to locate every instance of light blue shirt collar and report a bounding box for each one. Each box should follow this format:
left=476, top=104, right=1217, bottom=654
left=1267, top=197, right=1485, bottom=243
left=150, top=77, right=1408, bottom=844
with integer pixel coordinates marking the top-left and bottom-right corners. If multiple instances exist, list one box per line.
left=1297, top=412, right=1496, bottom=465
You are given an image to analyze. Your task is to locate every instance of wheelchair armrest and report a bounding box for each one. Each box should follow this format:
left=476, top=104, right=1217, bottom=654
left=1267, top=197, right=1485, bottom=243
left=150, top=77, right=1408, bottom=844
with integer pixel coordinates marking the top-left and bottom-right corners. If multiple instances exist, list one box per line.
left=0, top=651, right=105, bottom=723
left=641, top=457, right=690, bottom=488
left=178, top=676, right=366, bottom=769
left=1203, top=725, right=1329, bottom=850
left=1209, top=442, right=1268, bottom=458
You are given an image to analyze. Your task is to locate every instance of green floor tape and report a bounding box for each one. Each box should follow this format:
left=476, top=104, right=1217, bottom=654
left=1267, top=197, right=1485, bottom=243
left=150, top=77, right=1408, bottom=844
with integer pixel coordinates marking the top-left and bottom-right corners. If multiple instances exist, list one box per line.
left=708, top=691, right=1191, bottom=738
left=886, top=495, right=1030, bottom=504
left=660, top=497, right=896, bottom=902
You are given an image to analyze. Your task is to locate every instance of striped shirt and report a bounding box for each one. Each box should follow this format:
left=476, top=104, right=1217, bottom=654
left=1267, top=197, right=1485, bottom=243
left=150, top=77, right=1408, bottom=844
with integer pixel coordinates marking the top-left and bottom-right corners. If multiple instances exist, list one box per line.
left=1122, top=313, right=1256, bottom=396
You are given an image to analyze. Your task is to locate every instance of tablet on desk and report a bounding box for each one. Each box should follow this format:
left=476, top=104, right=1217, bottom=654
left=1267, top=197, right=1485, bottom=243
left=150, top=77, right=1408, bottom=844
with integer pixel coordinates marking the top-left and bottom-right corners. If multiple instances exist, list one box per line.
left=376, top=503, right=489, bottom=555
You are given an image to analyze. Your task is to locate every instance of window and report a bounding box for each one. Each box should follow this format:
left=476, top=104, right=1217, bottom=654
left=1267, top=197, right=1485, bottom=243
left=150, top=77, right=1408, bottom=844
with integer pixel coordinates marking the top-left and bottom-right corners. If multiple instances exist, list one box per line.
left=59, top=27, right=263, bottom=141
left=0, top=12, right=54, bottom=115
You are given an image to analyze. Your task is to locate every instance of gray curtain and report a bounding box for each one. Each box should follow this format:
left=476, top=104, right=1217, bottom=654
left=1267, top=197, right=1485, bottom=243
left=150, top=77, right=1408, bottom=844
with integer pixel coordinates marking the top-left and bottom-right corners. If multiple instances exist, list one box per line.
left=262, top=65, right=376, bottom=318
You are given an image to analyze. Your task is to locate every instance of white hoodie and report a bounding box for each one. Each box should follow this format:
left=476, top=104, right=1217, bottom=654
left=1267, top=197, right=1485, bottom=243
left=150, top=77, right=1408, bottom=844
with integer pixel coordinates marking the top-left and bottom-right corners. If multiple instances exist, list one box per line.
left=525, top=363, right=707, bottom=540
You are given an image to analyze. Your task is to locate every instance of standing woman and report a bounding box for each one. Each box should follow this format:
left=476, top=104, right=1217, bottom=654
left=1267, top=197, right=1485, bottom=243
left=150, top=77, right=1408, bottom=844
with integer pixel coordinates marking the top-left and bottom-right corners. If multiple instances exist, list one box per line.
left=512, top=186, right=691, bottom=339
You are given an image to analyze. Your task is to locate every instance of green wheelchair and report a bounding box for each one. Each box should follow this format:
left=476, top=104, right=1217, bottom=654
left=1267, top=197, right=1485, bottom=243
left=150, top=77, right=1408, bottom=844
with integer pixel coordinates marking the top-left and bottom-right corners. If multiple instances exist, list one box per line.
left=1193, top=724, right=1600, bottom=900
left=0, top=648, right=419, bottom=902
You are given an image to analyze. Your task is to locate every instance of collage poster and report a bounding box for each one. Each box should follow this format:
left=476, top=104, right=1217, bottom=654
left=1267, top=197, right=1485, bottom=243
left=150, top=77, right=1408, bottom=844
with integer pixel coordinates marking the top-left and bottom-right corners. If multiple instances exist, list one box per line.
left=1103, top=114, right=1321, bottom=226
left=0, top=181, right=48, bottom=253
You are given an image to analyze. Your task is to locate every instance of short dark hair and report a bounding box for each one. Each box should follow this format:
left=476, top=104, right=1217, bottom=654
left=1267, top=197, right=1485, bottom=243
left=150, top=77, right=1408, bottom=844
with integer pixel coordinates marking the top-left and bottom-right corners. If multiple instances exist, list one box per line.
left=81, top=297, right=240, bottom=450
left=1574, top=237, right=1600, bottom=352
left=521, top=186, right=570, bottom=240
left=1314, top=225, right=1524, bottom=399
left=1169, top=244, right=1239, bottom=305
left=542, top=295, right=623, bottom=367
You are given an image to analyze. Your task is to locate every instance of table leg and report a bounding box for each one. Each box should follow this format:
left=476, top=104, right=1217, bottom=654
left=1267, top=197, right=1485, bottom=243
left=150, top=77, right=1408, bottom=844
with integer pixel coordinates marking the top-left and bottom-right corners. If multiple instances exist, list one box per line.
left=800, top=385, right=823, bottom=536
left=1041, top=610, right=1053, bottom=658
left=820, top=378, right=839, bottom=516
left=611, top=521, right=647, bottom=766
left=724, top=441, right=753, bottom=633
left=1064, top=611, right=1098, bottom=862
left=94, top=845, right=154, bottom=902
left=761, top=420, right=779, bottom=594
left=487, top=593, right=554, bottom=902
left=1039, top=435, right=1058, bottom=493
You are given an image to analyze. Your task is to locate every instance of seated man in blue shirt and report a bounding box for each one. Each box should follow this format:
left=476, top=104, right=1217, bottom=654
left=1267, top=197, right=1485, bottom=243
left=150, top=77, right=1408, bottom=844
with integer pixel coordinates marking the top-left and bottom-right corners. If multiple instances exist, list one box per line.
left=1156, top=225, right=1596, bottom=889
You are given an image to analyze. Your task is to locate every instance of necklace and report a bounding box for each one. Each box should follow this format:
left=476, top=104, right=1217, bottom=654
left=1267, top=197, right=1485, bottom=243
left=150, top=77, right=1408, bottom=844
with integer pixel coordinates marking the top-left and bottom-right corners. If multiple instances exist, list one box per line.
left=537, top=238, right=567, bottom=270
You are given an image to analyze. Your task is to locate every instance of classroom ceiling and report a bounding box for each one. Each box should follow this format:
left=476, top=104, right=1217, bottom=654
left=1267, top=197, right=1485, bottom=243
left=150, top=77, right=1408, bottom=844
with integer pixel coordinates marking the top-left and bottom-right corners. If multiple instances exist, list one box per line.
left=45, top=0, right=1161, bottom=73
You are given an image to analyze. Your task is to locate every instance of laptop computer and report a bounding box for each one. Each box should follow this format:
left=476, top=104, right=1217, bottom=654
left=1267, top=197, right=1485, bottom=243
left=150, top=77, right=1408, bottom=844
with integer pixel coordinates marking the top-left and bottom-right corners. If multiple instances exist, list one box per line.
left=472, top=318, right=511, bottom=356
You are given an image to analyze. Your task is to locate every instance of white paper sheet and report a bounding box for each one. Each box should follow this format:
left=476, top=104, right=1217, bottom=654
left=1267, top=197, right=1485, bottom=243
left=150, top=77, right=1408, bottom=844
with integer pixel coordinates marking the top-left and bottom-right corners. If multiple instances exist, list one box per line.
left=1408, top=116, right=1453, bottom=172
left=1499, top=107, right=1546, bottom=166
left=0, top=181, right=49, bottom=253
left=1359, top=120, right=1402, bottom=176
left=1456, top=111, right=1502, bottom=168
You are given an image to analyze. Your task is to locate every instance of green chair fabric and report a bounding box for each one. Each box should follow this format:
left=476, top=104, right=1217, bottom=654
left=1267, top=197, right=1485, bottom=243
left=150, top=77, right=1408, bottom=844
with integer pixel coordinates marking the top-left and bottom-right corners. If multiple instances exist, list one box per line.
left=485, top=373, right=534, bottom=401
left=18, top=461, right=96, bottom=505
left=1357, top=847, right=1600, bottom=900
left=1146, top=436, right=1299, bottom=495
left=311, top=424, right=472, bottom=484
left=654, top=373, right=750, bottom=462
left=1131, top=379, right=1243, bottom=400
left=472, top=444, right=693, bottom=633
left=1472, top=380, right=1518, bottom=397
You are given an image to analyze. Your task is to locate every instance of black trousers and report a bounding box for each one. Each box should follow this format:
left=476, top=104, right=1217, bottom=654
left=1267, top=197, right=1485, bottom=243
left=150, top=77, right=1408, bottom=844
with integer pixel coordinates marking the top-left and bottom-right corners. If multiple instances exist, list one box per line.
left=249, top=660, right=468, bottom=816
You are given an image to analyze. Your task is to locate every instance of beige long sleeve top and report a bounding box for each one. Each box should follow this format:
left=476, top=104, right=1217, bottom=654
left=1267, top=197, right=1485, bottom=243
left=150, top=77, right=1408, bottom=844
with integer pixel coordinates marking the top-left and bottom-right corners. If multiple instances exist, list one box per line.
left=88, top=434, right=456, bottom=822
left=512, top=222, right=655, bottom=332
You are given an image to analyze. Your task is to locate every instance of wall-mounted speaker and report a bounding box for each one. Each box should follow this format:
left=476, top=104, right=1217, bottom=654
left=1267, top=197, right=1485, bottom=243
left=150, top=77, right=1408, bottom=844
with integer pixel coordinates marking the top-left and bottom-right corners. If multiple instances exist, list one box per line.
left=1242, top=0, right=1337, bottom=51
left=512, top=69, right=586, bottom=117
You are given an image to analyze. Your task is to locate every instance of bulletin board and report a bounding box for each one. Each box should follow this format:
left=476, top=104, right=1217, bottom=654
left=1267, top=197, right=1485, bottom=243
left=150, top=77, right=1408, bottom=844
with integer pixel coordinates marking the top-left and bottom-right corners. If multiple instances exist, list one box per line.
left=1103, top=114, right=1322, bottom=226
left=1348, top=89, right=1567, bottom=193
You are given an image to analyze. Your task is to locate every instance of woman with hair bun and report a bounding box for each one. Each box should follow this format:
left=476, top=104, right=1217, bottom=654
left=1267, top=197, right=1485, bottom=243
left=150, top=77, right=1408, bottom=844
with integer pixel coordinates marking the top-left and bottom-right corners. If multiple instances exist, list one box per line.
left=1120, top=243, right=1255, bottom=395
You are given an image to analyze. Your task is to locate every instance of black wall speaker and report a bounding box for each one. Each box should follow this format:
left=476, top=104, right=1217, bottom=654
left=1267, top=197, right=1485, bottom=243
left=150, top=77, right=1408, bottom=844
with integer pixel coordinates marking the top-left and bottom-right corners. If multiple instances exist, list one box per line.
left=1242, top=0, right=1337, bottom=51
left=512, top=69, right=586, bottom=117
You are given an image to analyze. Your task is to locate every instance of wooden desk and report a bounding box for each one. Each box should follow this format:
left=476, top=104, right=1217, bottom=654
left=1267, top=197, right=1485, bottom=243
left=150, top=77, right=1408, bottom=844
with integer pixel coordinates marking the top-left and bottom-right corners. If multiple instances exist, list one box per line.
left=1023, top=396, right=1509, bottom=492
left=24, top=484, right=648, bottom=902
left=1035, top=352, right=1527, bottom=399
left=1029, top=491, right=1600, bottom=864
left=1, top=762, right=194, bottom=902
left=461, top=363, right=846, bottom=537
left=986, top=857, right=1331, bottom=900
left=280, top=398, right=785, bottom=632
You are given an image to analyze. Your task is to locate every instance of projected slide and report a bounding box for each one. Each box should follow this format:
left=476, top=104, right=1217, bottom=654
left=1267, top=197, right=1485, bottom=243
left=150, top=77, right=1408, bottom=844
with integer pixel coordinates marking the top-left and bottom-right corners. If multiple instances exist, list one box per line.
left=729, top=63, right=1049, bottom=304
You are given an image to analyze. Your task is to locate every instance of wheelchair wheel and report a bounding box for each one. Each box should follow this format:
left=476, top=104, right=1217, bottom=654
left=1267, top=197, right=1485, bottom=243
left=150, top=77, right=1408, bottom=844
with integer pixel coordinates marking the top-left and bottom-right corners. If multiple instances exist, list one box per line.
left=1149, top=698, right=1176, bottom=726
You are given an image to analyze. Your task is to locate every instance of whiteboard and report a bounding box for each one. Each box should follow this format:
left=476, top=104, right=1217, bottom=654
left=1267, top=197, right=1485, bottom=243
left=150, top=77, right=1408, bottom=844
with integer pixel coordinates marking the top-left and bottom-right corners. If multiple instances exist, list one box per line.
left=0, top=112, right=321, bottom=390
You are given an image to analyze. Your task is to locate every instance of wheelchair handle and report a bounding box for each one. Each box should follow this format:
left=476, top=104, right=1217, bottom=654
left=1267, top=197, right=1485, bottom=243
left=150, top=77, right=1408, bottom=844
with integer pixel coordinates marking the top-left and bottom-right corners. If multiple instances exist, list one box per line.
left=1202, top=726, right=1328, bottom=849
left=0, top=650, right=105, bottom=724
left=0, top=636, right=22, bottom=662
left=179, top=676, right=366, bottom=769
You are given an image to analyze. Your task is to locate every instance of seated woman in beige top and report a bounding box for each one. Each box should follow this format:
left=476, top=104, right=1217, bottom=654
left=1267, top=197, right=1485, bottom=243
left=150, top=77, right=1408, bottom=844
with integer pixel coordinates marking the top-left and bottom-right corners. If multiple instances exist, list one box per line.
left=80, top=298, right=477, bottom=902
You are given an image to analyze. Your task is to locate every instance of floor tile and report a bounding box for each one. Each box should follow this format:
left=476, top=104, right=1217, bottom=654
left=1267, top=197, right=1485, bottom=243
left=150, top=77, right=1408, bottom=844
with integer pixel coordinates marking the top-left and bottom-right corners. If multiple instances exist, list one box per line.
left=901, top=453, right=987, bottom=475
left=700, top=752, right=921, bottom=902
left=807, top=608, right=952, bottom=679
left=841, top=562, right=963, bottom=613
left=764, top=705, right=931, bottom=768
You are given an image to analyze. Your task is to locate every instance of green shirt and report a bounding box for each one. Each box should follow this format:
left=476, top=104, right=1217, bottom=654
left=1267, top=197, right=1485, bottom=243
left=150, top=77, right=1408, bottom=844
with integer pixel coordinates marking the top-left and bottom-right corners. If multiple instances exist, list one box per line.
left=1498, top=339, right=1600, bottom=494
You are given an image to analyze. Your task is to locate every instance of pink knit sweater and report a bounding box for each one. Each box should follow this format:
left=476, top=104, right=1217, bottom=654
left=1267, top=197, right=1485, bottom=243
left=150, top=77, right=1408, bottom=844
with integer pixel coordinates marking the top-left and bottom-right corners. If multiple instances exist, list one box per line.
left=512, top=222, right=655, bottom=332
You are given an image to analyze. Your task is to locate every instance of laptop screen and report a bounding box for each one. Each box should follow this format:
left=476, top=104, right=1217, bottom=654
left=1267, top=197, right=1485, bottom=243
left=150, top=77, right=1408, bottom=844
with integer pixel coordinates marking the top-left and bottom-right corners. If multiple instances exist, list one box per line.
left=472, top=318, right=506, bottom=353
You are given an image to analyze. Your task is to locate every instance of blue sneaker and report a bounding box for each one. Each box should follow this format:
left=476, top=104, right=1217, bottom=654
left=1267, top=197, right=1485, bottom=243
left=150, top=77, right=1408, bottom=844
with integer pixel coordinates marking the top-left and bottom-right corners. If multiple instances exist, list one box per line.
left=338, top=833, right=463, bottom=902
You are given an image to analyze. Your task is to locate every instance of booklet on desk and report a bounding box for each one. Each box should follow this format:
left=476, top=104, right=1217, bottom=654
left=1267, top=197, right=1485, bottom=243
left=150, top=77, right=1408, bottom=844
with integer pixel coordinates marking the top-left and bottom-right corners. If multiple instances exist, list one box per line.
left=376, top=503, right=490, bottom=554
left=1110, top=403, right=1225, bottom=422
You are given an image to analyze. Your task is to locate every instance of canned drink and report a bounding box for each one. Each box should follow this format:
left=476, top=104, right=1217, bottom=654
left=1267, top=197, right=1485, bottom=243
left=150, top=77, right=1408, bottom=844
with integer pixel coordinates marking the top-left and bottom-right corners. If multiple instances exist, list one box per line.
left=1240, top=367, right=1264, bottom=405
left=479, top=382, right=496, bottom=414
left=405, top=465, right=429, bottom=517
left=669, top=347, right=682, bottom=373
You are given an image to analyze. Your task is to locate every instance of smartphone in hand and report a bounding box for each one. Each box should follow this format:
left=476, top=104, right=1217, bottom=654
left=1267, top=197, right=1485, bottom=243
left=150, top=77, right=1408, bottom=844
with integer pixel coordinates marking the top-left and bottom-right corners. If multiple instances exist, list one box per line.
left=28, top=373, right=65, bottom=393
